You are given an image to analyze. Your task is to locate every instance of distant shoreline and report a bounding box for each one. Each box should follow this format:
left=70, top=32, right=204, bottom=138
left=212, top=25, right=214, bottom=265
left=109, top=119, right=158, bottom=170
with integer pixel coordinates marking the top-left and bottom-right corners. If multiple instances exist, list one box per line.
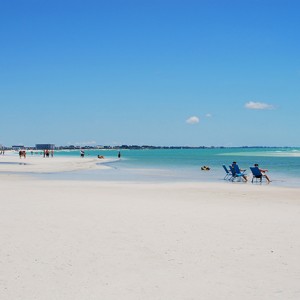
left=1, top=145, right=300, bottom=151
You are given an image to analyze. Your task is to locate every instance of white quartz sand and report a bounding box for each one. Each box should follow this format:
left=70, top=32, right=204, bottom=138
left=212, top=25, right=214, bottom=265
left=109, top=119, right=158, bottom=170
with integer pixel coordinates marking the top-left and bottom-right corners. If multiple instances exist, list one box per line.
left=0, top=152, right=111, bottom=173
left=1, top=157, right=300, bottom=299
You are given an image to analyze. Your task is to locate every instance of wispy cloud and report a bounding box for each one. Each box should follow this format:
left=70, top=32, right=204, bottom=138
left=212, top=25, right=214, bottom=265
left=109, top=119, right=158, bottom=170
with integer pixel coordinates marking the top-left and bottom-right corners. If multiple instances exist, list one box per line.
left=245, top=101, right=274, bottom=110
left=186, top=116, right=200, bottom=124
left=205, top=113, right=212, bottom=117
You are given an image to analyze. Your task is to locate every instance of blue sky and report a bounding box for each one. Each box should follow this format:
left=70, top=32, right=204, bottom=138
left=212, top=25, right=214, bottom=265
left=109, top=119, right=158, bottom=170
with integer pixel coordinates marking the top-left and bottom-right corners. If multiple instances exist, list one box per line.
left=1, top=0, right=299, bottom=147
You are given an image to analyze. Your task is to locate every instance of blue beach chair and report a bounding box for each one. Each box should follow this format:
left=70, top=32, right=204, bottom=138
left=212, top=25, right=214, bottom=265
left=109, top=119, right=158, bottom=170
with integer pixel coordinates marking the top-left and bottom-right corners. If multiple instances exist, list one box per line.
left=250, top=166, right=264, bottom=183
left=230, top=165, right=247, bottom=182
left=222, top=165, right=232, bottom=180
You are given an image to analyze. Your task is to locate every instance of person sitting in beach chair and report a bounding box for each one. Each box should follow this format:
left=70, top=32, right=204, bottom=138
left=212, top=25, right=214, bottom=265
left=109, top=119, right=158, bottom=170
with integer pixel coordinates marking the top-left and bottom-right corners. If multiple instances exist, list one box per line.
left=230, top=162, right=247, bottom=182
left=250, top=163, right=271, bottom=183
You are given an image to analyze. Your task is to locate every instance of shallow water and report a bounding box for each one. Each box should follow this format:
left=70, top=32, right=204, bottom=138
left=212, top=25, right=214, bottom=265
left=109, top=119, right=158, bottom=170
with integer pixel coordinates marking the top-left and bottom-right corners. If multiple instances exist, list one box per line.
left=26, top=147, right=300, bottom=187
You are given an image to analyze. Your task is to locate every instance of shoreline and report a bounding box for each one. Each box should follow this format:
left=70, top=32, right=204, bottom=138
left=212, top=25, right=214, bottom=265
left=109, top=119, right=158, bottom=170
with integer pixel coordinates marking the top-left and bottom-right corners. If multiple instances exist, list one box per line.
left=0, top=154, right=112, bottom=173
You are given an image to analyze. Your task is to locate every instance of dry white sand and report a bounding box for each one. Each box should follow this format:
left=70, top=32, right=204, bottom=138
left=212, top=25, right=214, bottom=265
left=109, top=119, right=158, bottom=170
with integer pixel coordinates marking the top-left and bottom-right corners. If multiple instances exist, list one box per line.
left=0, top=152, right=110, bottom=173
left=1, top=156, right=300, bottom=299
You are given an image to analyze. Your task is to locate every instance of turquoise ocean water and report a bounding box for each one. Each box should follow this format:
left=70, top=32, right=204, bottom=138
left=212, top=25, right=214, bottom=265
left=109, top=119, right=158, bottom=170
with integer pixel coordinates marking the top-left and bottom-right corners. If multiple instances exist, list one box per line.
left=39, top=148, right=300, bottom=187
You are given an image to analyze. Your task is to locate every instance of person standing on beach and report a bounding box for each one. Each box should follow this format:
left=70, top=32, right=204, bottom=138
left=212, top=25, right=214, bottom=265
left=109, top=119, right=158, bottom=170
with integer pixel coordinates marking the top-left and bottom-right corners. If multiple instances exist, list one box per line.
left=118, top=151, right=121, bottom=158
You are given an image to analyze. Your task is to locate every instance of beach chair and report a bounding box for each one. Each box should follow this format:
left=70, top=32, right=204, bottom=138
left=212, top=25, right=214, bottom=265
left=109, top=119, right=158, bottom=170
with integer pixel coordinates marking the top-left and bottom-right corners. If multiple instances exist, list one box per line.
left=222, top=165, right=232, bottom=180
left=250, top=166, right=264, bottom=183
left=230, top=165, right=247, bottom=182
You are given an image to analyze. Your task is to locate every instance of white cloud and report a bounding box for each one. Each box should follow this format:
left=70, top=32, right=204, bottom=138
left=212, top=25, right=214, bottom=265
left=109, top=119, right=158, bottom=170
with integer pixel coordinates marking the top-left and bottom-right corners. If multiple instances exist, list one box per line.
left=186, top=116, right=199, bottom=124
left=205, top=113, right=212, bottom=117
left=245, top=101, right=274, bottom=110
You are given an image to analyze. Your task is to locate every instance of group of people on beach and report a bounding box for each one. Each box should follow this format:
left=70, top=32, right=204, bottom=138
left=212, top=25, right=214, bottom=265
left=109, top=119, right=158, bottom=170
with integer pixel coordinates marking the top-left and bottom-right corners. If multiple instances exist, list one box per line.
left=19, top=149, right=54, bottom=158
left=231, top=161, right=271, bottom=183
left=80, top=151, right=121, bottom=159
left=19, top=150, right=26, bottom=158
left=43, top=149, right=54, bottom=158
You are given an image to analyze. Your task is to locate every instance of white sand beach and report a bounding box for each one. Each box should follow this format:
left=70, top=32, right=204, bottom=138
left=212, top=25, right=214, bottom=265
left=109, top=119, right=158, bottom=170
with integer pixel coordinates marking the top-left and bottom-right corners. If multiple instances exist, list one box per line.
left=1, top=156, right=300, bottom=299
left=0, top=152, right=111, bottom=173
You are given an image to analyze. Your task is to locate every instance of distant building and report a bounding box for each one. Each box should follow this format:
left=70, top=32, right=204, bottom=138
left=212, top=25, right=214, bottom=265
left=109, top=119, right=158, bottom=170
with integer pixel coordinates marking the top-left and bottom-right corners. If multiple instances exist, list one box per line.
left=12, top=145, right=25, bottom=150
left=36, top=144, right=55, bottom=150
